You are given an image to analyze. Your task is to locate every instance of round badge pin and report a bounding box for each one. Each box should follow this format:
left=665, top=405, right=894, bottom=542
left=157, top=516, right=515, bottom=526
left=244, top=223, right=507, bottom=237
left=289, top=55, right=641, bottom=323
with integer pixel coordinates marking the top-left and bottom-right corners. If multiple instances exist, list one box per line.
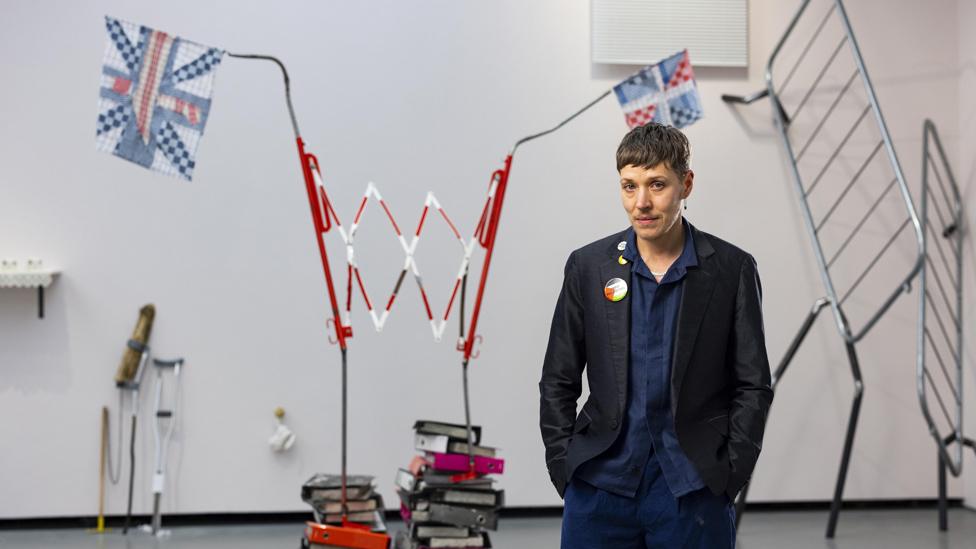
left=617, top=241, right=627, bottom=251
left=618, top=255, right=628, bottom=265
left=604, top=278, right=628, bottom=302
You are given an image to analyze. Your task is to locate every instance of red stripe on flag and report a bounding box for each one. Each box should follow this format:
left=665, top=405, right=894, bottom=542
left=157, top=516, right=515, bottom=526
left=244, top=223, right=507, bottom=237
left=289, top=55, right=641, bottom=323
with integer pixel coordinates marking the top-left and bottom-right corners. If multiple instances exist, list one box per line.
left=137, top=31, right=167, bottom=139
left=112, top=77, right=131, bottom=95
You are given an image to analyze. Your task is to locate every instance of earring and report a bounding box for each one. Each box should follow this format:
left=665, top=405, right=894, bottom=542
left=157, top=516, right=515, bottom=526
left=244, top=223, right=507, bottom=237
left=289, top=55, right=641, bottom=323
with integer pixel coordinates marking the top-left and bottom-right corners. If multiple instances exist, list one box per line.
left=683, top=199, right=688, bottom=210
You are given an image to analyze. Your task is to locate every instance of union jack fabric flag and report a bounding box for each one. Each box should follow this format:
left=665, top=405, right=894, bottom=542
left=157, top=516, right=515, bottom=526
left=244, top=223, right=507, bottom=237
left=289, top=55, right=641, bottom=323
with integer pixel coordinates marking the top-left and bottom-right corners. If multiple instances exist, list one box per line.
left=96, top=16, right=223, bottom=181
left=613, top=49, right=703, bottom=129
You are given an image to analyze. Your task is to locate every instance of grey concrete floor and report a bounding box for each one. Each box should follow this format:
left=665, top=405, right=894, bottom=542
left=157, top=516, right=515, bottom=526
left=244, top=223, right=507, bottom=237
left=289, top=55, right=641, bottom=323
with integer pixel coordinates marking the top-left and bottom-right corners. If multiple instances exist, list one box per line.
left=1, top=509, right=974, bottom=548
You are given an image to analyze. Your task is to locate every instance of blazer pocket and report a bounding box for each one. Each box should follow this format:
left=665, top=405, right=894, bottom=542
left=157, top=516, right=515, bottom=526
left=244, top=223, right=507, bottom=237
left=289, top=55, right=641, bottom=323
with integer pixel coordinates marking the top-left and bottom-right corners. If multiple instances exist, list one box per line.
left=705, top=413, right=729, bottom=436
left=573, top=407, right=593, bottom=434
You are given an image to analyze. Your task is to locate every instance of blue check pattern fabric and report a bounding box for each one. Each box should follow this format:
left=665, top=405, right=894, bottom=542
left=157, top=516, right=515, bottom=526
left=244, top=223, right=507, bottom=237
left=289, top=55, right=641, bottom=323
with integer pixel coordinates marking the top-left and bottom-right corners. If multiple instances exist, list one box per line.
left=613, top=49, right=703, bottom=129
left=96, top=16, right=223, bottom=181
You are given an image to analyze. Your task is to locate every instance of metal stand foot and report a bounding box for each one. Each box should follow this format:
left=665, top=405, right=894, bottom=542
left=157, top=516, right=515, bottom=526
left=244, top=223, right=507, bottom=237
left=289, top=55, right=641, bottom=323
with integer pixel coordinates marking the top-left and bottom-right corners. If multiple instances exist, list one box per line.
left=826, top=341, right=864, bottom=539
left=734, top=298, right=830, bottom=530
left=938, top=448, right=947, bottom=531
left=936, top=435, right=976, bottom=531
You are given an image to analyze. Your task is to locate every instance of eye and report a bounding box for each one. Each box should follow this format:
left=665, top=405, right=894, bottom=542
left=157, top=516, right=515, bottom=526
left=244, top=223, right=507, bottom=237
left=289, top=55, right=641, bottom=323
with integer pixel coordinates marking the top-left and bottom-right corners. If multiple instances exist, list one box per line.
left=622, top=183, right=636, bottom=191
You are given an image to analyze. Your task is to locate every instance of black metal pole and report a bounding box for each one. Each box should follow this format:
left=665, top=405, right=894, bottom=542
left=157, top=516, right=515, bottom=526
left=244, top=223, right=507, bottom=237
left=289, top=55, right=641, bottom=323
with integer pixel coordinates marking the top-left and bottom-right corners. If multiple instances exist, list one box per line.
left=826, top=340, right=864, bottom=539
left=773, top=298, right=831, bottom=388
left=462, top=359, right=475, bottom=468
left=341, top=348, right=348, bottom=518
left=123, top=414, right=137, bottom=534
left=735, top=299, right=830, bottom=529
left=938, top=448, right=948, bottom=531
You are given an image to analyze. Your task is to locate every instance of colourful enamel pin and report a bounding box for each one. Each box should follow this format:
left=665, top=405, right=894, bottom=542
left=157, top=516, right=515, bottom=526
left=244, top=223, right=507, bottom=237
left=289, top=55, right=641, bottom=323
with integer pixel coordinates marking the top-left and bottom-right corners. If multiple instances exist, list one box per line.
left=604, top=278, right=628, bottom=302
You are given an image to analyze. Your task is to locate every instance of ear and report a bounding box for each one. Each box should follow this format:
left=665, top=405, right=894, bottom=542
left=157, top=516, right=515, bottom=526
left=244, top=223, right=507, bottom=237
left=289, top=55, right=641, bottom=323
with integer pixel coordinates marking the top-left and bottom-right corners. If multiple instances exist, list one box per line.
left=681, top=170, right=694, bottom=199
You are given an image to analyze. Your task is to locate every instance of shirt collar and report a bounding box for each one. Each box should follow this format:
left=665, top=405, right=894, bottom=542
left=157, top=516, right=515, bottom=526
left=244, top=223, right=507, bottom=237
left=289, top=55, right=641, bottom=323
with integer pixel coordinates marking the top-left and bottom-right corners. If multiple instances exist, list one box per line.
left=622, top=218, right=697, bottom=282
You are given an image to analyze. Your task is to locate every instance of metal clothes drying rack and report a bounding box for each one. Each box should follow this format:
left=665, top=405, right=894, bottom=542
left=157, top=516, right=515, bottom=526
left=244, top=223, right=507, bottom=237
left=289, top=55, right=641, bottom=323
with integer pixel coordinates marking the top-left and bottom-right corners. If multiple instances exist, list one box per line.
left=722, top=0, right=925, bottom=538
left=917, top=119, right=973, bottom=531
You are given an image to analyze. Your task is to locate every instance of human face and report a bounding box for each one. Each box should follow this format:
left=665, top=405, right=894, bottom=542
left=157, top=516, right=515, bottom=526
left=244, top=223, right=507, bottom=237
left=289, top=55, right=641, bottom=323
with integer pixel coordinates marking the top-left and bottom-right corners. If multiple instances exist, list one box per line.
left=619, top=163, right=693, bottom=244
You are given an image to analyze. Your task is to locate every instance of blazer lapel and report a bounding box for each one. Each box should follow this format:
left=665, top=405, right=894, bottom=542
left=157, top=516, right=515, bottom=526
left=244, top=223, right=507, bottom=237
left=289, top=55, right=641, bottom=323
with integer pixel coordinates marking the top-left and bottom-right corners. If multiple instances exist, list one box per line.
left=670, top=225, right=717, bottom=414
left=599, top=242, right=631, bottom=417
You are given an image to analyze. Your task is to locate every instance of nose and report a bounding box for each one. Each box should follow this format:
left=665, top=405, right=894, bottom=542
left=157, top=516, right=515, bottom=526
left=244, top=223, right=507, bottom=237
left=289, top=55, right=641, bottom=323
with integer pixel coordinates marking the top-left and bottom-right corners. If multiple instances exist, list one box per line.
left=635, top=186, right=652, bottom=210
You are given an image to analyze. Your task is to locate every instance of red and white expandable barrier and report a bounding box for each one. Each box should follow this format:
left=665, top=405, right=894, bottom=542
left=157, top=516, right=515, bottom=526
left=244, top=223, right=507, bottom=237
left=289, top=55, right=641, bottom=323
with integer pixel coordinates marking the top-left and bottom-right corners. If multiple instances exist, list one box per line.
left=308, top=161, right=502, bottom=352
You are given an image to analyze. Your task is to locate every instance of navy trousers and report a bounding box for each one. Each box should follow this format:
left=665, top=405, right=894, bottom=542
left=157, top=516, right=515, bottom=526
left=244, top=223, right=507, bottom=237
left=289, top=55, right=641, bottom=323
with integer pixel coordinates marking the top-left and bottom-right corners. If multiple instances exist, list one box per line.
left=561, top=456, right=735, bottom=549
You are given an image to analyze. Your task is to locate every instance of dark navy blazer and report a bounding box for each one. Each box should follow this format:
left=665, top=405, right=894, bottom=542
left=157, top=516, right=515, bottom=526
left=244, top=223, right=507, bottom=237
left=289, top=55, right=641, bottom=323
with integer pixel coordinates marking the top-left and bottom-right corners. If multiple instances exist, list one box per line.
left=539, top=221, right=773, bottom=500
left=574, top=221, right=705, bottom=498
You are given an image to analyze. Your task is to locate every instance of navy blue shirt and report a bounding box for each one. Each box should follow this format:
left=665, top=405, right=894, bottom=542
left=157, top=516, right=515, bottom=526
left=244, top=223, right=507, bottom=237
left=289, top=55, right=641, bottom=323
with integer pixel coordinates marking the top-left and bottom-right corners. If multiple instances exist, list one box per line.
left=575, top=220, right=705, bottom=498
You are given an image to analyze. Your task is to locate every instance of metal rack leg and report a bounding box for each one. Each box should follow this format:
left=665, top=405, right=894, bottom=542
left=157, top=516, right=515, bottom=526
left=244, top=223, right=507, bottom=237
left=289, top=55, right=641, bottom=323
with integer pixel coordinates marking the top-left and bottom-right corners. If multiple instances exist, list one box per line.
left=826, top=341, right=864, bottom=539
left=734, top=298, right=830, bottom=529
left=938, top=447, right=948, bottom=531
left=938, top=436, right=976, bottom=531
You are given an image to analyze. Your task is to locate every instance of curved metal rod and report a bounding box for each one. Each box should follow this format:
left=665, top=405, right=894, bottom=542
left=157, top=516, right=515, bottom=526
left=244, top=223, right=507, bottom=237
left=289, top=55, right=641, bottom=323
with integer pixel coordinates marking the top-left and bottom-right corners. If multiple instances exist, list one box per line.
left=226, top=52, right=301, bottom=138
left=511, top=89, right=611, bottom=155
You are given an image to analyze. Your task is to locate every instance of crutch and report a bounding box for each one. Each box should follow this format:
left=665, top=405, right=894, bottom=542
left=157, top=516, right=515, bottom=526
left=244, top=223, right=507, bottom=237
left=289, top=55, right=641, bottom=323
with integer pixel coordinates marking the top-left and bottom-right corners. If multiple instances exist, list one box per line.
left=118, top=341, right=150, bottom=534
left=148, top=357, right=185, bottom=535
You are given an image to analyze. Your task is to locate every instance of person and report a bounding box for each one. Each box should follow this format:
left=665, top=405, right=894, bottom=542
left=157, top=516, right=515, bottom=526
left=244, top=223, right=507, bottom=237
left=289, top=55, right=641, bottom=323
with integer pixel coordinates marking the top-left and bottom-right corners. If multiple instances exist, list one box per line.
left=539, top=122, right=773, bottom=548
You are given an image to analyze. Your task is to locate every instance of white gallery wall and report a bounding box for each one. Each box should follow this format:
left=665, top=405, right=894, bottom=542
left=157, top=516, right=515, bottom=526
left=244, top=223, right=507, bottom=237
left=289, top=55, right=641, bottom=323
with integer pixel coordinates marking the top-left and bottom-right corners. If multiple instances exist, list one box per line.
left=960, top=0, right=976, bottom=512
left=0, top=0, right=972, bottom=518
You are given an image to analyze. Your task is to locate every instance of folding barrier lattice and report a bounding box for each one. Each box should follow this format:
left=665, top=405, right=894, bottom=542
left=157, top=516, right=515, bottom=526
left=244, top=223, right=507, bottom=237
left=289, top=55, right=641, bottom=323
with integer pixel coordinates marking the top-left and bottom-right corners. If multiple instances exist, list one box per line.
left=312, top=179, right=487, bottom=344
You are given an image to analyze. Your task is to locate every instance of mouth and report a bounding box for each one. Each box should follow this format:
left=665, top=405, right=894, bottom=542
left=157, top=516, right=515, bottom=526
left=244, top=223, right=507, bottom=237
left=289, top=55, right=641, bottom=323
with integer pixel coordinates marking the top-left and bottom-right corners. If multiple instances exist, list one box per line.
left=634, top=216, right=660, bottom=227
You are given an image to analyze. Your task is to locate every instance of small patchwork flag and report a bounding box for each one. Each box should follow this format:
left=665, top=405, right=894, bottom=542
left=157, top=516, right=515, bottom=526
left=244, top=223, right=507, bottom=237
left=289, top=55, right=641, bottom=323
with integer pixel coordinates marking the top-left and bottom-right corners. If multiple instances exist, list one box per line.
left=613, top=49, right=703, bottom=129
left=96, top=16, right=224, bottom=181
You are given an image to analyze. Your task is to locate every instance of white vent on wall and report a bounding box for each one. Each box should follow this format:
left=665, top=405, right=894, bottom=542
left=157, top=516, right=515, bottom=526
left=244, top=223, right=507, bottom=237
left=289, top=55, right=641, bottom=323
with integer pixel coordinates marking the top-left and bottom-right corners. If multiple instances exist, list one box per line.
left=592, top=0, right=748, bottom=67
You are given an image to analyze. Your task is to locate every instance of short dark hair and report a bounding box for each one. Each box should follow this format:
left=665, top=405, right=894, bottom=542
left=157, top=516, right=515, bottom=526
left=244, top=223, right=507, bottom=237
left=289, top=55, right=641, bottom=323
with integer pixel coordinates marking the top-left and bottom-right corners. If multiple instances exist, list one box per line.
left=615, top=122, right=690, bottom=175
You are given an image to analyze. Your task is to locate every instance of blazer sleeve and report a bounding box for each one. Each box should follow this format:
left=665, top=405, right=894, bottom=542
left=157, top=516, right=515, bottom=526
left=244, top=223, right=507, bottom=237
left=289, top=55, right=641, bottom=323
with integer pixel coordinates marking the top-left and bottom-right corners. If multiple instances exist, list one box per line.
left=726, top=254, right=774, bottom=497
left=539, top=251, right=587, bottom=497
